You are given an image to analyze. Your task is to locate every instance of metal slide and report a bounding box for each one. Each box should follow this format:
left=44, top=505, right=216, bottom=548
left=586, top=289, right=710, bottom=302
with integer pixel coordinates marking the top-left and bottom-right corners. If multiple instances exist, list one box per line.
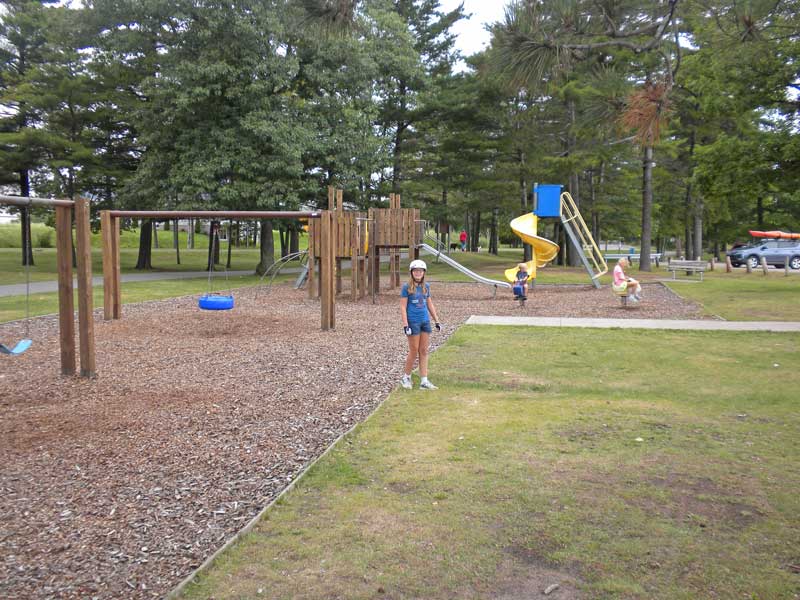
left=419, top=243, right=511, bottom=291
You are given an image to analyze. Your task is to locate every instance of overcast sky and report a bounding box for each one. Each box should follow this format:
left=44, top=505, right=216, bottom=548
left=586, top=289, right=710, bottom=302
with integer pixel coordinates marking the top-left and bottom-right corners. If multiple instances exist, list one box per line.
left=439, top=0, right=509, bottom=59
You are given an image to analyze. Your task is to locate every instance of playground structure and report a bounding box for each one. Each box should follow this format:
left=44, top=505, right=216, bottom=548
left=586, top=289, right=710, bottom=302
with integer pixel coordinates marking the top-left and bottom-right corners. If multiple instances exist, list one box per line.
left=306, top=189, right=421, bottom=303
left=101, top=188, right=422, bottom=332
left=0, top=194, right=96, bottom=377
left=99, top=208, right=333, bottom=323
left=505, top=184, right=607, bottom=289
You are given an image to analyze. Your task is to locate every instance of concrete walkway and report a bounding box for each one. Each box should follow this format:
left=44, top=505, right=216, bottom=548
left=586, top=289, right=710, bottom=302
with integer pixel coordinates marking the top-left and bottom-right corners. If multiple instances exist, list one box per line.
left=465, top=316, right=800, bottom=332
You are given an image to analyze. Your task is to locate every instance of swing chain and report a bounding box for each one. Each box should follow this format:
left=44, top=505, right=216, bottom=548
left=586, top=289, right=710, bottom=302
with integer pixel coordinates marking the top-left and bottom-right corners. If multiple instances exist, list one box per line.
left=23, top=199, right=32, bottom=337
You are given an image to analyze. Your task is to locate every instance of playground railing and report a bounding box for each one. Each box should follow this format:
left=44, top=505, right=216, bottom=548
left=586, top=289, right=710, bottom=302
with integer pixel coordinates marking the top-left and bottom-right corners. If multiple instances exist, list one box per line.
left=560, top=192, right=608, bottom=280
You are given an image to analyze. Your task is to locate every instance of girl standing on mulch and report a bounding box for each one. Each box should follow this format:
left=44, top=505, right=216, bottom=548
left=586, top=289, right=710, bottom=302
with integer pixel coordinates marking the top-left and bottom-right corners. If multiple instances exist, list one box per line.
left=400, top=259, right=441, bottom=390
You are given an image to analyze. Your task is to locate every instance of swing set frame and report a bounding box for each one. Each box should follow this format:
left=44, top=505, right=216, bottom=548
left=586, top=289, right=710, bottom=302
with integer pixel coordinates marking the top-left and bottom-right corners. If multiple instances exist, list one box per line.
left=0, top=194, right=96, bottom=377
left=99, top=210, right=338, bottom=328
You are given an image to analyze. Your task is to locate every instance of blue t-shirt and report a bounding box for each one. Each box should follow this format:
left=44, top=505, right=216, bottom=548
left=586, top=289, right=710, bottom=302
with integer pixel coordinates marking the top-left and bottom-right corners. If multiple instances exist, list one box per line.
left=401, top=282, right=430, bottom=324
left=515, top=269, right=528, bottom=282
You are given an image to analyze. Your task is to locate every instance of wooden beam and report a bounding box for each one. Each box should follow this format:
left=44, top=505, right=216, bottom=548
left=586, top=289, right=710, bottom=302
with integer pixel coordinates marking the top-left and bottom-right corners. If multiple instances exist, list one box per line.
left=107, top=210, right=320, bottom=219
left=0, top=194, right=74, bottom=208
left=74, top=198, right=96, bottom=378
left=55, top=206, right=76, bottom=376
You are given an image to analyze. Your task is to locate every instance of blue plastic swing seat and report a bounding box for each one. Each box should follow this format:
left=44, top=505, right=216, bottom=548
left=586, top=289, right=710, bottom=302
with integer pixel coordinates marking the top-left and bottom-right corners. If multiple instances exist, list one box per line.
left=198, top=294, right=235, bottom=311
left=0, top=339, right=32, bottom=355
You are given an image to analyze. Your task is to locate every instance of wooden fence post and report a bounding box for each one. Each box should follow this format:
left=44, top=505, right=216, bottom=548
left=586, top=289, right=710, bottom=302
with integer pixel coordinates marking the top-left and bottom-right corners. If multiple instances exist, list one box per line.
left=760, top=256, right=769, bottom=276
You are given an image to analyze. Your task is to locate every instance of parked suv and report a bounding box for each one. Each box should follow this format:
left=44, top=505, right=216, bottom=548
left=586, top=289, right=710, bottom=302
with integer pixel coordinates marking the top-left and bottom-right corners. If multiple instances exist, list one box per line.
left=727, top=240, right=800, bottom=269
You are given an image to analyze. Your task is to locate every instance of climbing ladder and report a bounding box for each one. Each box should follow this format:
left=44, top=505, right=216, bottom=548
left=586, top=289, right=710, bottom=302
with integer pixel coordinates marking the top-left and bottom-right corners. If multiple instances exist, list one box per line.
left=559, top=191, right=607, bottom=289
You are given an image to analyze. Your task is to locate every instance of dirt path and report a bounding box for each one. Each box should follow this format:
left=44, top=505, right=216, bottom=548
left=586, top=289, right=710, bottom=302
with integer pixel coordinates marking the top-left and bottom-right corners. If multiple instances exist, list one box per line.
left=0, top=282, right=706, bottom=599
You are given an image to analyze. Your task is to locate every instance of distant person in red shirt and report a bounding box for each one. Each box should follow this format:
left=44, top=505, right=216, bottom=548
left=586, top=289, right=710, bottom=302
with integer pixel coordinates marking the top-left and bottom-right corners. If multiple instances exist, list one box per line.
left=459, top=229, right=467, bottom=252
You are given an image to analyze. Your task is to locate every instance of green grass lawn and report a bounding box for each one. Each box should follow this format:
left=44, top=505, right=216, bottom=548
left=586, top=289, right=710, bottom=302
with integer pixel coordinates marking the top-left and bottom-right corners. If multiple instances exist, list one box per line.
left=663, top=269, right=800, bottom=321
left=180, top=326, right=800, bottom=599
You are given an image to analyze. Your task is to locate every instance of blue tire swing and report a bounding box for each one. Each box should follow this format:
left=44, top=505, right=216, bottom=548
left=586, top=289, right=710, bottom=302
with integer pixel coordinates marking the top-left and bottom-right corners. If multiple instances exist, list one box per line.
left=198, top=220, right=234, bottom=311
left=1, top=203, right=33, bottom=356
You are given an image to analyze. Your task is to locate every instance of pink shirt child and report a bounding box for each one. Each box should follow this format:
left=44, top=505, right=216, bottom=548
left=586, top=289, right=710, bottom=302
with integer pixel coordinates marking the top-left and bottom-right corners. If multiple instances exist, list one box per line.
left=613, top=264, right=627, bottom=286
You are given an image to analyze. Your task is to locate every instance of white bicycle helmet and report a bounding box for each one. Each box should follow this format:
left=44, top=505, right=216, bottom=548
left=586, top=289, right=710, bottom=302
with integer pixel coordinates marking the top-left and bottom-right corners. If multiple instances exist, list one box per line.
left=409, top=259, right=427, bottom=271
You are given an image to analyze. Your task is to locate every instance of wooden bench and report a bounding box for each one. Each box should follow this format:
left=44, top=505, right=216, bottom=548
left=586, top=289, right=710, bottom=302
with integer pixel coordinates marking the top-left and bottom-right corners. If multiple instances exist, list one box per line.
left=604, top=253, right=662, bottom=267
left=667, top=259, right=708, bottom=281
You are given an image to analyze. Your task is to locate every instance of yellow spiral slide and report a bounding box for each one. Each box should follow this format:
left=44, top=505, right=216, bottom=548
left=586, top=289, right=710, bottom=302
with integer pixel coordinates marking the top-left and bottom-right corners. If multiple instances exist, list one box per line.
left=504, top=213, right=560, bottom=282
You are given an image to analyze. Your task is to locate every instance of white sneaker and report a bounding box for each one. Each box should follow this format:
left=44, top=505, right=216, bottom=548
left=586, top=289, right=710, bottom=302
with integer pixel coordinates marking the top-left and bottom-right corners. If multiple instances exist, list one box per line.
left=401, top=375, right=412, bottom=389
left=419, top=380, right=438, bottom=390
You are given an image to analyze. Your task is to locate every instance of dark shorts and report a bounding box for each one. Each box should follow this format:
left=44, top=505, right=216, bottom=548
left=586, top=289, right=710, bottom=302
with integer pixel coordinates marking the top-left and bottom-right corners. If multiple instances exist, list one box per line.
left=408, top=322, right=432, bottom=336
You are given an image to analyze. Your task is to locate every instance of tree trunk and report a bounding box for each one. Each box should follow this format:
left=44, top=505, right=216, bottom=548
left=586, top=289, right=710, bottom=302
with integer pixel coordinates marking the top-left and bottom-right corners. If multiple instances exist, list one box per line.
left=685, top=222, right=693, bottom=260
left=279, top=226, right=288, bottom=258
left=21, top=205, right=34, bottom=267
left=226, top=227, right=233, bottom=269
left=490, top=207, right=499, bottom=255
left=439, top=188, right=448, bottom=248
left=693, top=198, right=703, bottom=261
left=567, top=172, right=581, bottom=266
left=756, top=197, right=764, bottom=226
left=173, top=219, right=180, bottom=265
left=152, top=220, right=159, bottom=249
left=639, top=145, right=654, bottom=271
left=19, top=171, right=34, bottom=266
left=256, top=218, right=275, bottom=275
left=135, top=219, right=153, bottom=270
left=520, top=153, right=531, bottom=262
left=471, top=212, right=481, bottom=252
left=206, top=221, right=220, bottom=271
left=290, top=228, right=299, bottom=255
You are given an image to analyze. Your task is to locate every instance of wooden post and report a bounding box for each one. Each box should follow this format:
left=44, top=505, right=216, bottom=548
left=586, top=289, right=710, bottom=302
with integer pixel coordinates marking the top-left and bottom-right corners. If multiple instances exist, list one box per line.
left=101, top=211, right=115, bottom=320
left=709, top=257, right=715, bottom=271
left=55, top=206, right=76, bottom=376
left=725, top=256, right=732, bottom=273
left=760, top=256, right=768, bottom=276
left=367, top=208, right=376, bottom=302
left=413, top=209, right=421, bottom=260
left=74, top=198, right=96, bottom=378
left=785, top=256, right=790, bottom=277
left=114, top=217, right=121, bottom=317
left=746, top=258, right=752, bottom=274
left=334, top=189, right=343, bottom=295
left=351, top=215, right=359, bottom=302
left=320, top=211, right=336, bottom=330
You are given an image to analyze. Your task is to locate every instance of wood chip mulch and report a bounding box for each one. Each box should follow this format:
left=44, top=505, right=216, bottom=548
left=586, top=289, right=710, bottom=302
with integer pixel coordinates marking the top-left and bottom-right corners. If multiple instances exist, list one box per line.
left=0, top=281, right=708, bottom=599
